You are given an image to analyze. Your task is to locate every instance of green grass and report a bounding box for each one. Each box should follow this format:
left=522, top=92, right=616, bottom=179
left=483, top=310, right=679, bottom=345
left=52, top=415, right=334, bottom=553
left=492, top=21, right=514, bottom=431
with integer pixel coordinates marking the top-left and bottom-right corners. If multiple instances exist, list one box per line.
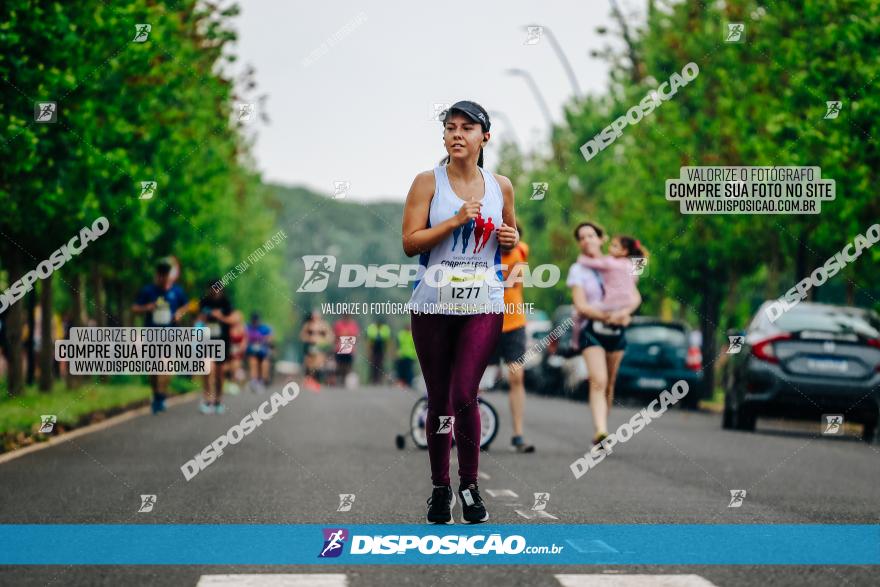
left=699, top=386, right=725, bottom=411
left=0, top=377, right=198, bottom=437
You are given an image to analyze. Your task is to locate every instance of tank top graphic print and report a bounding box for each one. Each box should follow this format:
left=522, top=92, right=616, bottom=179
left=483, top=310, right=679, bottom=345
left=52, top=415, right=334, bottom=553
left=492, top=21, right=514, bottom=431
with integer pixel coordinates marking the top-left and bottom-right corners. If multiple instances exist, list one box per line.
left=407, top=164, right=505, bottom=315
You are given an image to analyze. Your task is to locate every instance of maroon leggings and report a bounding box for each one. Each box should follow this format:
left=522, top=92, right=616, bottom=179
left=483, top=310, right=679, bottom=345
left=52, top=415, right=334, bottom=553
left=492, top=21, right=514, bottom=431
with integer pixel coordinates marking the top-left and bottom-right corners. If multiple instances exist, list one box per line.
left=410, top=311, right=503, bottom=486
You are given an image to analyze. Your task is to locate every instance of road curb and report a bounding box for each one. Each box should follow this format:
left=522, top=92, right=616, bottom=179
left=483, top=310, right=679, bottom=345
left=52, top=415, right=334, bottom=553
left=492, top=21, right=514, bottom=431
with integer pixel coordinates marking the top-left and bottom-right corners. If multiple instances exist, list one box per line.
left=0, top=391, right=200, bottom=465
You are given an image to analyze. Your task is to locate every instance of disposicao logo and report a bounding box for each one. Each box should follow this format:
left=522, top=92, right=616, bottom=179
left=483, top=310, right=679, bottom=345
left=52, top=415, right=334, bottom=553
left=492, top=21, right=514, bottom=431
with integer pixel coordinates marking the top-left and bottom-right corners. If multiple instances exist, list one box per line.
left=316, top=529, right=565, bottom=557
left=319, top=528, right=348, bottom=558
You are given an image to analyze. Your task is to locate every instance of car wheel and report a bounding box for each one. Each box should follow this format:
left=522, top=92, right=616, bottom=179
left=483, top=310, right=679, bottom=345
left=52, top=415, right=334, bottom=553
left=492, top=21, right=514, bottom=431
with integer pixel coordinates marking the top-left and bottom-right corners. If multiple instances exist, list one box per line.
left=735, top=402, right=757, bottom=432
left=722, top=401, right=735, bottom=429
left=680, top=389, right=700, bottom=411
left=861, top=421, right=877, bottom=444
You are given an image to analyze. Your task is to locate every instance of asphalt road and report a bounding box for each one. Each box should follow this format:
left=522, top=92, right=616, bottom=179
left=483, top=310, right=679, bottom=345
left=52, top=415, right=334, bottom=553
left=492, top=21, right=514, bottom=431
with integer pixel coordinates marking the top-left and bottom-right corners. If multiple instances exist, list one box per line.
left=1, top=380, right=877, bottom=586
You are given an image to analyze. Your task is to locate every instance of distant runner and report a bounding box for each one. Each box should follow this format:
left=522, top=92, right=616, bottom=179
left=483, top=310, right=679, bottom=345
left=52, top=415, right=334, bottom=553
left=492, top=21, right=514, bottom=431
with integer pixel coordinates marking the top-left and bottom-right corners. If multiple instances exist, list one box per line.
left=246, top=312, right=273, bottom=393
left=489, top=222, right=535, bottom=453
left=196, top=280, right=235, bottom=414
left=132, top=259, right=188, bottom=414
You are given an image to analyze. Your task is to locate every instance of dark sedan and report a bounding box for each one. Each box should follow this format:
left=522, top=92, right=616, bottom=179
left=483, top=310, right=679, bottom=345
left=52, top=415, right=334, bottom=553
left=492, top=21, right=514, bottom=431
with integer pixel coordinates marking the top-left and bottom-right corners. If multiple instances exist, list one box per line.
left=614, top=317, right=706, bottom=409
left=722, top=301, right=880, bottom=441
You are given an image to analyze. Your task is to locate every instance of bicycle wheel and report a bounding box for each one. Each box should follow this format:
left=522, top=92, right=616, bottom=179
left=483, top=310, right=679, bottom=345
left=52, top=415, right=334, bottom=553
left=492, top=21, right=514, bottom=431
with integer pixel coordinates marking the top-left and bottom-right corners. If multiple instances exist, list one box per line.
left=477, top=397, right=498, bottom=449
left=409, top=397, right=429, bottom=450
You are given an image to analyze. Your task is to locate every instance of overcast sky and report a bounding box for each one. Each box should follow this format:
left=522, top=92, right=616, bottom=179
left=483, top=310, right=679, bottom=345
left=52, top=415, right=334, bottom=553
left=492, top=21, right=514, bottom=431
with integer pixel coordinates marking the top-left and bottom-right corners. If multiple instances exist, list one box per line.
left=233, top=0, right=629, bottom=201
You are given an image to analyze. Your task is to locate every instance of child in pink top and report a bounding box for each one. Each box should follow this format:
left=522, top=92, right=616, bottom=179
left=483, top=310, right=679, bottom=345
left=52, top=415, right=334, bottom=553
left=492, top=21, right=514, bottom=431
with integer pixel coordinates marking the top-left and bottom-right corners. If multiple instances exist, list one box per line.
left=577, top=235, right=648, bottom=312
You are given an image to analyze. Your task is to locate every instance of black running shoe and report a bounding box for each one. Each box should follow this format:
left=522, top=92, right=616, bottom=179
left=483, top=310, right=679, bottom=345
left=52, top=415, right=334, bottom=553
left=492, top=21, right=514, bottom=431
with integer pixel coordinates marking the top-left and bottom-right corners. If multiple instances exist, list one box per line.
left=458, top=483, right=489, bottom=524
left=512, top=436, right=535, bottom=453
left=426, top=485, right=455, bottom=524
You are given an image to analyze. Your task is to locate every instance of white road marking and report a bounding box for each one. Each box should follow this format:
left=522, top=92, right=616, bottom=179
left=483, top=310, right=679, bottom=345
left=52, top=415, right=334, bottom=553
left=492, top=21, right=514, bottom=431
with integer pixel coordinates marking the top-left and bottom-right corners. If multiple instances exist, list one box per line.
left=515, top=509, right=559, bottom=520
left=555, top=575, right=718, bottom=586
left=486, top=488, right=518, bottom=499
left=196, top=575, right=348, bottom=587
left=478, top=471, right=491, bottom=480
left=565, top=539, right=619, bottom=554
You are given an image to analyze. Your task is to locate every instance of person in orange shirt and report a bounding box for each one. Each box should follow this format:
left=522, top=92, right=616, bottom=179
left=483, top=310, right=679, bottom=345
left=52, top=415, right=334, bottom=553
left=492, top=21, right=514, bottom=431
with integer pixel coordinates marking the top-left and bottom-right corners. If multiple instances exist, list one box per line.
left=490, top=223, right=535, bottom=453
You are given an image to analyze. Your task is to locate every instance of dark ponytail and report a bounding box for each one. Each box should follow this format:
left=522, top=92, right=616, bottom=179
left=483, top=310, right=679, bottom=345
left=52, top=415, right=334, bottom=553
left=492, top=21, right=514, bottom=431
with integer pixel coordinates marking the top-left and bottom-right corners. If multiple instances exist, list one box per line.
left=618, top=235, right=649, bottom=258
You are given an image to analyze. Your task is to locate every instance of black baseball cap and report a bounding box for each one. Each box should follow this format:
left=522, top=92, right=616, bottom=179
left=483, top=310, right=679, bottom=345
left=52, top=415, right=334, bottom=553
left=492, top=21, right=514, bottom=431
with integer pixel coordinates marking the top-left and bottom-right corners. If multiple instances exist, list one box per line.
left=441, top=100, right=490, bottom=132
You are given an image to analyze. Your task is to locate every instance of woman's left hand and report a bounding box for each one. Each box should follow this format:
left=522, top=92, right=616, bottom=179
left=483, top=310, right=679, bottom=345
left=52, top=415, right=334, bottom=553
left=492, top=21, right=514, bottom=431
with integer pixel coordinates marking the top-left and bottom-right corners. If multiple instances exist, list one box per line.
left=606, top=310, right=632, bottom=327
left=497, top=223, right=518, bottom=249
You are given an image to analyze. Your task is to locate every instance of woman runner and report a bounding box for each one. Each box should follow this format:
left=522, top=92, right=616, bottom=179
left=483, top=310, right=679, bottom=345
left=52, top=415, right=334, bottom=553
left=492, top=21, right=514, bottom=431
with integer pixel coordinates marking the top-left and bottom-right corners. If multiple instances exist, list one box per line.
left=402, top=100, right=519, bottom=524
left=567, top=222, right=641, bottom=447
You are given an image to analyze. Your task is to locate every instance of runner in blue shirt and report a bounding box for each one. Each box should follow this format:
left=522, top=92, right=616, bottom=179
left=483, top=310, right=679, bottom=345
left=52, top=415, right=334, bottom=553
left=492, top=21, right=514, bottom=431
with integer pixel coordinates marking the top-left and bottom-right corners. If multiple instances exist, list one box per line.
left=132, top=260, right=189, bottom=413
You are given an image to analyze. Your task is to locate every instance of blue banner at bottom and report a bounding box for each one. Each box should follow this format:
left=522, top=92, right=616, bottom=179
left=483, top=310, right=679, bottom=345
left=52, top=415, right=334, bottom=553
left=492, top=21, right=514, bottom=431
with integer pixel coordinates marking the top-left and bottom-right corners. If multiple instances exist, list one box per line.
left=1, top=524, right=877, bottom=565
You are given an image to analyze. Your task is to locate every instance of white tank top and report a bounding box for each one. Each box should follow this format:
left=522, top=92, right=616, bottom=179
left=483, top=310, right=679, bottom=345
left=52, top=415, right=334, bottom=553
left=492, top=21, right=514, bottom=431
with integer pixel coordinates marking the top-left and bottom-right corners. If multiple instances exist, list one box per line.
left=407, top=164, right=505, bottom=315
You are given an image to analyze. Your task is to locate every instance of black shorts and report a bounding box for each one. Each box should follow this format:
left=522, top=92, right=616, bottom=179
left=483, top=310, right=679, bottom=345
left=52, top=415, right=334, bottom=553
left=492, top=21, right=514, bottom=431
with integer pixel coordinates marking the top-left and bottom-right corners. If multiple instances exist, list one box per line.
left=211, top=338, right=230, bottom=363
left=490, top=326, right=527, bottom=364
left=579, top=320, right=627, bottom=352
left=335, top=353, right=353, bottom=365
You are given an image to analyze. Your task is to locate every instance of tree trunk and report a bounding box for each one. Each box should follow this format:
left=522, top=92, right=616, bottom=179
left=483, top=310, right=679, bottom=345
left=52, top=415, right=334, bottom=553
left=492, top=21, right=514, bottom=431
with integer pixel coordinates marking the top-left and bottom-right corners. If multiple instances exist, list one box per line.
left=64, top=273, right=83, bottom=389
left=765, top=234, right=781, bottom=298
left=90, top=263, right=105, bottom=327
left=723, top=277, right=739, bottom=330
left=65, top=273, right=85, bottom=389
left=26, top=289, right=36, bottom=386
left=795, top=224, right=814, bottom=300
left=38, top=275, right=54, bottom=391
left=699, top=281, right=722, bottom=401
left=115, top=280, right=124, bottom=327
left=3, top=248, right=26, bottom=396
left=104, top=279, right=116, bottom=326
